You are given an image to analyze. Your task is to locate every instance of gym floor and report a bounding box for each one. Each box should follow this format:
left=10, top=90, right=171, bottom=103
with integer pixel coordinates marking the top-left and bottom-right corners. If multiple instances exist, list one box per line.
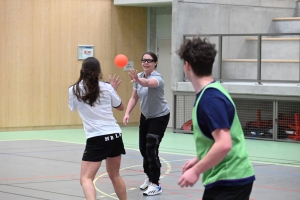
left=0, top=127, right=299, bottom=200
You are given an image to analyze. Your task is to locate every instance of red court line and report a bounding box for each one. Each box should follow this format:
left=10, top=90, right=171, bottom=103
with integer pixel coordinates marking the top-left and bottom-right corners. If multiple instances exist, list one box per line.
left=183, top=193, right=196, bottom=198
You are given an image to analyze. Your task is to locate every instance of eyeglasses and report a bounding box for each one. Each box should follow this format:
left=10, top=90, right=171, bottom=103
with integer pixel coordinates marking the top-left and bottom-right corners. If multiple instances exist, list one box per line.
left=141, top=59, right=154, bottom=63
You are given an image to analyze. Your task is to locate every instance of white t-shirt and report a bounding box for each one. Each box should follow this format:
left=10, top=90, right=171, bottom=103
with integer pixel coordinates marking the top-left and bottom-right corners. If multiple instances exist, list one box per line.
left=68, top=81, right=122, bottom=139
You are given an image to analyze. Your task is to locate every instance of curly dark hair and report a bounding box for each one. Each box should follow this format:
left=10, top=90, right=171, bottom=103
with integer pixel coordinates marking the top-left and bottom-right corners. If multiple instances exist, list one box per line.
left=177, top=37, right=217, bottom=76
left=71, top=57, right=102, bottom=106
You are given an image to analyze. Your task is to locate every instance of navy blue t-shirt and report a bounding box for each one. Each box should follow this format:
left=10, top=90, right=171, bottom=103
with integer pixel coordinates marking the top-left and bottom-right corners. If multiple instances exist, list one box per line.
left=195, top=83, right=235, bottom=140
left=194, top=83, right=255, bottom=187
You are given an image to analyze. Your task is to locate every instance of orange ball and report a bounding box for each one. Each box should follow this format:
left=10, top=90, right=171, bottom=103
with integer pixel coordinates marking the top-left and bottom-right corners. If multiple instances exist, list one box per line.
left=114, top=54, right=128, bottom=68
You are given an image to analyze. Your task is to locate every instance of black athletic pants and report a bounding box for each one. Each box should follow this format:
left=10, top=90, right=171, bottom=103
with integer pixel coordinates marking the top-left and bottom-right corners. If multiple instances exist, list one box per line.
left=139, top=113, right=170, bottom=185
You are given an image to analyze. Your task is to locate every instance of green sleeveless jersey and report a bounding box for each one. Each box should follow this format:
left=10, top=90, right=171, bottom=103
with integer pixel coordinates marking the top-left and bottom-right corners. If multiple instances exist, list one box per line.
left=192, top=81, right=254, bottom=187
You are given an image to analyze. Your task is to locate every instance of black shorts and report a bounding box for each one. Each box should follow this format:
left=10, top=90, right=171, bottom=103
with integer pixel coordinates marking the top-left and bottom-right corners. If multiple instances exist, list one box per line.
left=82, top=133, right=126, bottom=162
left=203, top=182, right=254, bottom=200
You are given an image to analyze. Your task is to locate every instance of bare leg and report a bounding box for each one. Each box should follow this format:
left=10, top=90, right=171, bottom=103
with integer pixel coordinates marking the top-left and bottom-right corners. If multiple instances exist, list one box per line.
left=80, top=161, right=101, bottom=200
left=106, top=155, right=127, bottom=200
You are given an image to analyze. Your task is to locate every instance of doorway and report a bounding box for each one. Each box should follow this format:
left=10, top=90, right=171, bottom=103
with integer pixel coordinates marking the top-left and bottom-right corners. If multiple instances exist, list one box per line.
left=156, top=38, right=172, bottom=127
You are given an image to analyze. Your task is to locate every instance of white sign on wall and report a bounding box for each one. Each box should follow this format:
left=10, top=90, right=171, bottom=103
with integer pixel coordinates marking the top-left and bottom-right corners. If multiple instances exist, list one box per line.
left=124, top=61, right=134, bottom=71
left=78, top=45, right=94, bottom=60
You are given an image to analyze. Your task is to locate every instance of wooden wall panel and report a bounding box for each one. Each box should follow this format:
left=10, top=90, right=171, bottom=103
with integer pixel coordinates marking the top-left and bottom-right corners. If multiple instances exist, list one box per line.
left=0, top=0, right=147, bottom=130
left=110, top=6, right=147, bottom=124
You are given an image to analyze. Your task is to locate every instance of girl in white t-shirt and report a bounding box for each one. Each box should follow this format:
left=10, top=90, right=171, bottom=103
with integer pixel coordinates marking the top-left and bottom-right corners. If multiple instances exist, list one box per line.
left=68, top=57, right=127, bottom=200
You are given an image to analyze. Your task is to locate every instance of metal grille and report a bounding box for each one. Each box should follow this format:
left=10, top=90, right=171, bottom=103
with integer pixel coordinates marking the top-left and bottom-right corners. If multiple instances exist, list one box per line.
left=277, top=101, right=300, bottom=141
left=173, top=93, right=300, bottom=143
left=233, top=98, right=273, bottom=139
left=173, top=93, right=194, bottom=133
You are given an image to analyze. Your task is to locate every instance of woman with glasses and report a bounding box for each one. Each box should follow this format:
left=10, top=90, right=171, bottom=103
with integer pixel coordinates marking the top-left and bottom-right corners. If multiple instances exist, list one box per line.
left=123, top=52, right=170, bottom=196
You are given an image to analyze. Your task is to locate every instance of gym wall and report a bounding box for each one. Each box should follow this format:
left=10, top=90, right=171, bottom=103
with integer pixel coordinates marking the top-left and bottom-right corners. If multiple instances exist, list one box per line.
left=0, top=0, right=146, bottom=131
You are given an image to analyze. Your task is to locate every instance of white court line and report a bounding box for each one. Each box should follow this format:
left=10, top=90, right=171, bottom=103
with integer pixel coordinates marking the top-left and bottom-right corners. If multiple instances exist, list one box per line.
left=3, top=139, right=300, bottom=168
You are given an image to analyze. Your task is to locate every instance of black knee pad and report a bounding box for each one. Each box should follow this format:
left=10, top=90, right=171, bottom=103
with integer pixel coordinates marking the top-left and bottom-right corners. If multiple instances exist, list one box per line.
left=146, top=134, right=161, bottom=169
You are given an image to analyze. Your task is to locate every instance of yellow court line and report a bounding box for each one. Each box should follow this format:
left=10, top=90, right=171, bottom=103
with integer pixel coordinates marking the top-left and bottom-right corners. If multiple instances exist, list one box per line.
left=94, top=173, right=122, bottom=199
left=93, top=164, right=146, bottom=199
left=93, top=156, right=172, bottom=199
left=160, top=157, right=171, bottom=178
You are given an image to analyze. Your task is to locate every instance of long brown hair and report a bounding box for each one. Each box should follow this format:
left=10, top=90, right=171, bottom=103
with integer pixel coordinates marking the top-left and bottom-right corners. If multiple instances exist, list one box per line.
left=71, top=57, right=102, bottom=106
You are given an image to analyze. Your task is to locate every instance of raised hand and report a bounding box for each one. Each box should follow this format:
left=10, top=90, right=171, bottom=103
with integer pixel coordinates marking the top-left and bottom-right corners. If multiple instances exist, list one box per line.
left=109, top=74, right=122, bottom=91
left=128, top=69, right=139, bottom=82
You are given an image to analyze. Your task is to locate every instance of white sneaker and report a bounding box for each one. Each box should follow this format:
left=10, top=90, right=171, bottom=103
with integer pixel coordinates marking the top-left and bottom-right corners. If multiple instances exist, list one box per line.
left=140, top=178, right=150, bottom=190
left=143, top=183, right=162, bottom=196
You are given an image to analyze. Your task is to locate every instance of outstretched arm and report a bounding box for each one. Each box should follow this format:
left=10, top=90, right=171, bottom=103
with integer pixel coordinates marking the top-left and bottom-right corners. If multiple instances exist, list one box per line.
left=178, top=128, right=232, bottom=187
left=128, top=69, right=158, bottom=88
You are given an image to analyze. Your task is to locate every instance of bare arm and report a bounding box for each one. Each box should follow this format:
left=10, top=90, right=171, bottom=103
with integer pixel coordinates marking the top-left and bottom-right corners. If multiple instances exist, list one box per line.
left=135, top=77, right=158, bottom=88
left=128, top=69, right=158, bottom=88
left=123, top=90, right=139, bottom=125
left=178, top=128, right=232, bottom=187
left=125, top=90, right=138, bottom=115
left=193, top=128, right=232, bottom=174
